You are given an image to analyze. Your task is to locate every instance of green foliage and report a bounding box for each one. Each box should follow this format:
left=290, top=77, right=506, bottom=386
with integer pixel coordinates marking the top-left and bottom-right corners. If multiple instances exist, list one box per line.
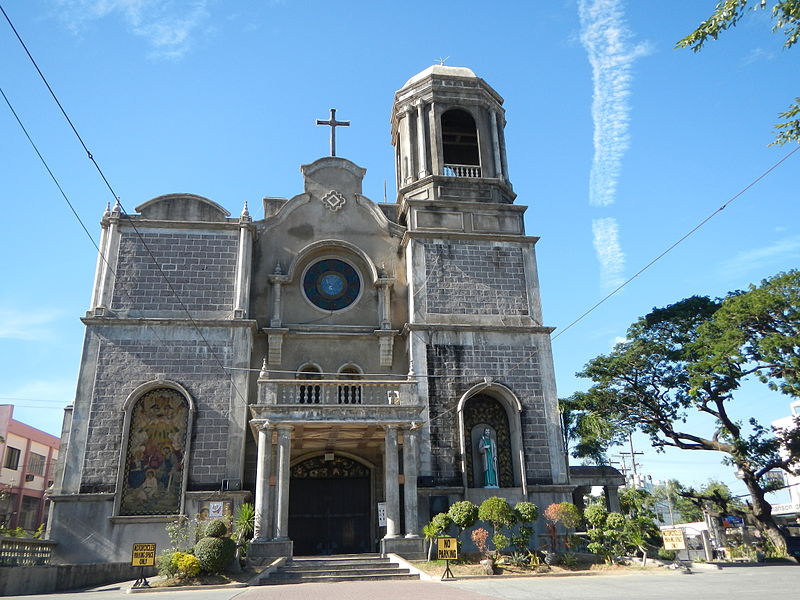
left=677, top=1, right=800, bottom=144
left=657, top=547, right=677, bottom=561
left=156, top=552, right=180, bottom=578
left=585, top=508, right=627, bottom=564
left=233, top=503, right=255, bottom=542
left=514, top=501, right=539, bottom=524
left=429, top=512, right=453, bottom=536
left=492, top=533, right=510, bottom=554
left=568, top=274, right=800, bottom=552
left=194, top=536, right=236, bottom=574
left=560, top=551, right=579, bottom=569
left=478, top=496, right=516, bottom=534
left=447, top=501, right=478, bottom=533
left=203, top=519, right=228, bottom=538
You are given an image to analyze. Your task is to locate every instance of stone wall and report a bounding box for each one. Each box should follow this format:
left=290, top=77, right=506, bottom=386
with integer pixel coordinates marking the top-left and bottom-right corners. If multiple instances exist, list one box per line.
left=423, top=241, right=529, bottom=316
left=0, top=562, right=156, bottom=596
left=112, top=230, right=237, bottom=317
left=79, top=326, right=239, bottom=493
left=425, top=343, right=551, bottom=485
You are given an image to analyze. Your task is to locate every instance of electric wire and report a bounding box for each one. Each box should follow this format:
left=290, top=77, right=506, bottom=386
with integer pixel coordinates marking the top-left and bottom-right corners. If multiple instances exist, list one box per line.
left=1, top=4, right=250, bottom=408
left=551, top=143, right=800, bottom=342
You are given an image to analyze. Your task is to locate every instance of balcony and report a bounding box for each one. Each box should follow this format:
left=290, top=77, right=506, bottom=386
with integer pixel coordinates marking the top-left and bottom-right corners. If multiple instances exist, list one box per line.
left=252, top=379, right=424, bottom=425
left=443, top=163, right=482, bottom=178
left=258, top=379, right=418, bottom=406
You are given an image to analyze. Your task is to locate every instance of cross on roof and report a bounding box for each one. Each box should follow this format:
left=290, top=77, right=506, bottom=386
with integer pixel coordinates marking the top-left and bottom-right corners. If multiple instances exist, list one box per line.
left=316, top=108, right=350, bottom=157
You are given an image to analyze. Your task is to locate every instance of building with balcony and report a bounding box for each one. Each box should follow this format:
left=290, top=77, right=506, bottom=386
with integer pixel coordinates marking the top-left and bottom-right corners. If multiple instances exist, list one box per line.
left=0, top=405, right=60, bottom=531
left=48, top=65, right=571, bottom=563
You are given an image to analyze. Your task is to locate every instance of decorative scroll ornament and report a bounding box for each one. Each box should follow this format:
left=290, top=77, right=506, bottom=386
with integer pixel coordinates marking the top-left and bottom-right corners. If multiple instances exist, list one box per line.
left=321, top=190, right=346, bottom=212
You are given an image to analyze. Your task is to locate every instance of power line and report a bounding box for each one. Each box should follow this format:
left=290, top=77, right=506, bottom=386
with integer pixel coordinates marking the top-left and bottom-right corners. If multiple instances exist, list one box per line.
left=1, top=4, right=249, bottom=407
left=552, top=144, right=800, bottom=341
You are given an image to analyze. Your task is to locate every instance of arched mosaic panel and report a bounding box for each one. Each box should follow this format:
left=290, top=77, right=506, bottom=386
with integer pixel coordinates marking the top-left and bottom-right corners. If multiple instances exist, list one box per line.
left=291, top=455, right=370, bottom=479
left=120, top=388, right=189, bottom=515
left=463, top=394, right=513, bottom=488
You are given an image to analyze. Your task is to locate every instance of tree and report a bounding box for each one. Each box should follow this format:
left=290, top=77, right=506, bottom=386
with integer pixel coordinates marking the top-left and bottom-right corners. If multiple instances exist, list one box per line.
left=422, top=513, right=453, bottom=561
left=567, top=271, right=800, bottom=553
left=447, top=500, right=478, bottom=552
left=478, top=497, right=516, bottom=554
left=677, top=1, right=800, bottom=145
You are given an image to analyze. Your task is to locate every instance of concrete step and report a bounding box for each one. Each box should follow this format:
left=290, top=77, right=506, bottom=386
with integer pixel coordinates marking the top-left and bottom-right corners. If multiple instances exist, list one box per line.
left=258, top=555, right=419, bottom=585
left=261, top=572, right=419, bottom=585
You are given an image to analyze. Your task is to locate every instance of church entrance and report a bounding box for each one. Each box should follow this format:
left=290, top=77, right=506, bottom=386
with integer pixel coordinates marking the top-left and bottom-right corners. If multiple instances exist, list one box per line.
left=289, top=454, right=372, bottom=555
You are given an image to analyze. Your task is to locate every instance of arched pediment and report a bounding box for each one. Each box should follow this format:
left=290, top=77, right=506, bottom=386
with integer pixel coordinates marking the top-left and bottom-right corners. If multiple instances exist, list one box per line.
left=285, top=239, right=380, bottom=284
left=134, top=193, right=230, bottom=222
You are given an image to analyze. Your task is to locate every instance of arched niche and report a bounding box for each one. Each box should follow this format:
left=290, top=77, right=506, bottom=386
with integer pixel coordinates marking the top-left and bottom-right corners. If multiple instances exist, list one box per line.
left=115, top=380, right=195, bottom=516
left=457, top=382, right=525, bottom=489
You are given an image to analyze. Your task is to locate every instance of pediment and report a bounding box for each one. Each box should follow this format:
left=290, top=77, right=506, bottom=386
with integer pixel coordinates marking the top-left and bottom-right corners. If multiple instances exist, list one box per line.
left=134, top=193, right=230, bottom=222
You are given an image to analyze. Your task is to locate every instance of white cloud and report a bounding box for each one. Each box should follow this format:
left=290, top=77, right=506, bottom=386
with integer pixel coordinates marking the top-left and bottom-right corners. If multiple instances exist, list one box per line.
left=742, top=47, right=774, bottom=66
left=592, top=217, right=626, bottom=289
left=0, top=307, right=64, bottom=340
left=53, top=0, right=211, bottom=60
left=612, top=335, right=627, bottom=346
left=719, top=236, right=800, bottom=279
left=578, top=0, right=650, bottom=207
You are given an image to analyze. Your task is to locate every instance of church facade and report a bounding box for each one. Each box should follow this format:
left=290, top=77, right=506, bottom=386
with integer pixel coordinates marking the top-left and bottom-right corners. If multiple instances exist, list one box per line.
left=48, top=66, right=572, bottom=563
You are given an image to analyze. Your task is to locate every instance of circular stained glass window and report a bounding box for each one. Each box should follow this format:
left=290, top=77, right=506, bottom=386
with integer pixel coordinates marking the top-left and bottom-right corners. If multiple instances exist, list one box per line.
left=303, top=259, right=361, bottom=311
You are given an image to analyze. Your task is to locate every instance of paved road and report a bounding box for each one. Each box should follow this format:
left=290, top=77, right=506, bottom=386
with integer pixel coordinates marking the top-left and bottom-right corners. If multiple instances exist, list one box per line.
left=17, top=564, right=800, bottom=600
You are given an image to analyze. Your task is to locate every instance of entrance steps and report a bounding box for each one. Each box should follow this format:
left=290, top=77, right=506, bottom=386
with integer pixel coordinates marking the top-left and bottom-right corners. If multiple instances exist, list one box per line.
left=258, top=554, right=419, bottom=584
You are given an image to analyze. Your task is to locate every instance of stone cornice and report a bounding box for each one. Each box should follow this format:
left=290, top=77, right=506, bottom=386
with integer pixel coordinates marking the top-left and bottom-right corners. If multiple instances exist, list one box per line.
left=117, top=217, right=243, bottom=231
left=81, top=317, right=259, bottom=330
left=402, top=323, right=555, bottom=335
left=401, top=230, right=539, bottom=249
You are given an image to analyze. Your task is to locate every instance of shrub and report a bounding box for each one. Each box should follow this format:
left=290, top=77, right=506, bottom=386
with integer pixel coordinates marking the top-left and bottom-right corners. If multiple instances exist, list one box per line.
left=657, top=547, right=677, bottom=561
left=174, top=552, right=202, bottom=578
left=514, top=501, right=539, bottom=524
left=194, top=536, right=236, bottom=574
left=447, top=501, right=478, bottom=534
left=492, top=533, right=510, bottom=554
left=479, top=497, right=516, bottom=532
left=204, top=519, right=228, bottom=538
left=156, top=552, right=180, bottom=578
left=471, top=527, right=490, bottom=558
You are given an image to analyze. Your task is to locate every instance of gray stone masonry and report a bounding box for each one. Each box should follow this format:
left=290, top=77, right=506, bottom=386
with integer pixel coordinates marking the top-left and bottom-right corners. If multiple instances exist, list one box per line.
left=112, top=230, right=237, bottom=316
left=423, top=241, right=529, bottom=315
left=79, top=327, right=237, bottom=493
left=426, top=343, right=550, bottom=485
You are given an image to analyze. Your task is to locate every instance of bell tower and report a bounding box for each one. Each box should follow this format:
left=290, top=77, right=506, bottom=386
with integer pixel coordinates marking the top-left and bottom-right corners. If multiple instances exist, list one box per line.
left=393, top=66, right=569, bottom=501
left=390, top=65, right=515, bottom=227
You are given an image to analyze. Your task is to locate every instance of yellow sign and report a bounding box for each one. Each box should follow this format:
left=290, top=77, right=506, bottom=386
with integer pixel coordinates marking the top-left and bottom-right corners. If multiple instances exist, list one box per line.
left=437, top=537, right=458, bottom=560
left=662, top=529, right=686, bottom=550
left=131, top=543, right=156, bottom=567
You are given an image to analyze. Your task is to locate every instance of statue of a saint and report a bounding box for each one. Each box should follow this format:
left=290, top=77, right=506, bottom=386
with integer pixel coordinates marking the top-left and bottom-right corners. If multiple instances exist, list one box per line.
left=478, top=428, right=499, bottom=488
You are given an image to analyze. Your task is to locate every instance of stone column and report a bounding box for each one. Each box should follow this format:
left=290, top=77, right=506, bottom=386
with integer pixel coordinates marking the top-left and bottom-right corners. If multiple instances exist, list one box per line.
left=89, top=205, right=110, bottom=311
left=606, top=484, right=621, bottom=513
left=403, top=428, right=420, bottom=538
left=233, top=203, right=253, bottom=318
left=383, top=425, right=401, bottom=538
left=428, top=102, right=442, bottom=176
left=490, top=108, right=503, bottom=180
left=253, top=425, right=273, bottom=541
left=268, top=268, right=288, bottom=328
left=375, top=277, right=394, bottom=329
left=400, top=109, right=414, bottom=184
left=416, top=101, right=429, bottom=178
left=96, top=201, right=122, bottom=313
left=275, top=425, right=293, bottom=540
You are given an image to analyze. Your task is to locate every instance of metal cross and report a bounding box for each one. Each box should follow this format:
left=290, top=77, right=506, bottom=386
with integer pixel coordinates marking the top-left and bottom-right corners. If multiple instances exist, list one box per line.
left=316, top=108, right=350, bottom=157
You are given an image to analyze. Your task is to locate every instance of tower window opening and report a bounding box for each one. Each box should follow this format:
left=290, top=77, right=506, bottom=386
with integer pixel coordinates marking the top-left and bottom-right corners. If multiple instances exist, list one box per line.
left=441, top=109, right=480, bottom=177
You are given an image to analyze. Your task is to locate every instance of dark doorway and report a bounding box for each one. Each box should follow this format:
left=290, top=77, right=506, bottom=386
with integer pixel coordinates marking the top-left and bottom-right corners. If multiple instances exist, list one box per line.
left=289, top=455, right=372, bottom=555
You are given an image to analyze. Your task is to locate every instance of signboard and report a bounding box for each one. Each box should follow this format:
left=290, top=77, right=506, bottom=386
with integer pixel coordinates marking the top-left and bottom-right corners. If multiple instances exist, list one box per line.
left=131, top=543, right=156, bottom=567
left=437, top=537, right=458, bottom=560
left=377, top=502, right=387, bottom=527
left=661, top=529, right=686, bottom=550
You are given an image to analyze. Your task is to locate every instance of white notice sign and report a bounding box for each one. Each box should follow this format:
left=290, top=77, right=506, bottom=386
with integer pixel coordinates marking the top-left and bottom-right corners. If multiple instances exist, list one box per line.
left=377, top=502, right=387, bottom=527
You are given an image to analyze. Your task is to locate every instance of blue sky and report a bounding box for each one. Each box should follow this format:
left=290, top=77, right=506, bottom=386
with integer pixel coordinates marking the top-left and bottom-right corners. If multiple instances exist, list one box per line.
left=1, top=1, right=798, bottom=501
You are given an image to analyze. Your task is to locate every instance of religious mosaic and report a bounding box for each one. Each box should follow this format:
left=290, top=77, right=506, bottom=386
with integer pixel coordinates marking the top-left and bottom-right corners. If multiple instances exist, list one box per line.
left=463, top=394, right=513, bottom=488
left=291, top=455, right=369, bottom=479
left=119, top=388, right=189, bottom=515
left=302, top=258, right=361, bottom=311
